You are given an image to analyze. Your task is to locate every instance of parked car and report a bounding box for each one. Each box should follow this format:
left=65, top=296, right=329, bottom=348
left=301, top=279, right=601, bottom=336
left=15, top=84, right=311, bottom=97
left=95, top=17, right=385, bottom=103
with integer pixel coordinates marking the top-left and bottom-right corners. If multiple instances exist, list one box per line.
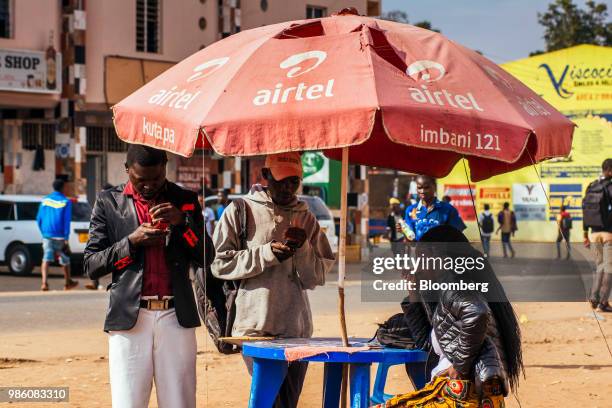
left=204, top=194, right=338, bottom=253
left=0, top=195, right=92, bottom=275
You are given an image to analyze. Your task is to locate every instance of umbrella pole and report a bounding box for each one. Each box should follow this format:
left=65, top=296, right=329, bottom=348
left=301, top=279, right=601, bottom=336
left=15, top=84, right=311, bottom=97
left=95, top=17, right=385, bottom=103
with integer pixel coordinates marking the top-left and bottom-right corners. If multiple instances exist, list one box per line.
left=338, top=147, right=349, bottom=347
left=338, top=147, right=350, bottom=408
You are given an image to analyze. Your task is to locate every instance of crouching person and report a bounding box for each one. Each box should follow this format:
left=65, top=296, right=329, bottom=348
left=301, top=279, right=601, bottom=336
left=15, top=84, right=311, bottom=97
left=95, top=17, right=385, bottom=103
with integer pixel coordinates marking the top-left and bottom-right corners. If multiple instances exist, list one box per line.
left=376, top=225, right=523, bottom=408
left=85, top=145, right=214, bottom=408
left=211, top=152, right=335, bottom=408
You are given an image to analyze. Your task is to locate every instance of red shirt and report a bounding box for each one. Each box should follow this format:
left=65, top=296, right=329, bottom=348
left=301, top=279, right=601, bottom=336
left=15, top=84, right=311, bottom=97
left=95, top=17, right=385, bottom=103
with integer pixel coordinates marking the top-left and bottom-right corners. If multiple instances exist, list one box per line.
left=123, top=182, right=172, bottom=297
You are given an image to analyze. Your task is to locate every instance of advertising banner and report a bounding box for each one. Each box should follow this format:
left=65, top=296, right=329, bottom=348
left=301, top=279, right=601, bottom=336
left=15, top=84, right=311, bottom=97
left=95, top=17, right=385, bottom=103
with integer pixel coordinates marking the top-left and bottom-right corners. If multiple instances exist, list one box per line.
left=176, top=156, right=212, bottom=192
left=548, top=183, right=583, bottom=221
left=502, top=45, right=612, bottom=115
left=513, top=183, right=548, bottom=221
left=443, top=184, right=477, bottom=221
left=477, top=186, right=511, bottom=214
left=540, top=115, right=612, bottom=180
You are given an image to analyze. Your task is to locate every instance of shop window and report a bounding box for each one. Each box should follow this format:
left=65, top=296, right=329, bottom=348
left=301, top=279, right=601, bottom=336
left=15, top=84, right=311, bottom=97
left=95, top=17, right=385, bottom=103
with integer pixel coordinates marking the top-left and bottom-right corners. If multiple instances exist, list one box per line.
left=136, top=0, right=161, bottom=53
left=22, top=123, right=56, bottom=150
left=0, top=0, right=12, bottom=39
left=86, top=126, right=104, bottom=152
left=306, top=5, right=327, bottom=19
left=41, top=124, right=55, bottom=148
left=107, top=127, right=128, bottom=152
left=86, top=126, right=127, bottom=153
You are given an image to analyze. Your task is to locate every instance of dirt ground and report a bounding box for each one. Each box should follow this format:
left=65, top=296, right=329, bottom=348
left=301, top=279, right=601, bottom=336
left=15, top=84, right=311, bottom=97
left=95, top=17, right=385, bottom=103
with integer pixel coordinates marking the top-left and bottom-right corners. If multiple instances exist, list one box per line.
left=1, top=302, right=611, bottom=407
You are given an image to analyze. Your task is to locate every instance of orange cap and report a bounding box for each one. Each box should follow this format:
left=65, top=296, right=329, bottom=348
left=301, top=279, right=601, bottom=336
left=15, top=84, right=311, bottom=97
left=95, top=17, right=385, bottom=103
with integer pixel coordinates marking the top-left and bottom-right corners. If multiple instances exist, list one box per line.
left=264, top=152, right=303, bottom=181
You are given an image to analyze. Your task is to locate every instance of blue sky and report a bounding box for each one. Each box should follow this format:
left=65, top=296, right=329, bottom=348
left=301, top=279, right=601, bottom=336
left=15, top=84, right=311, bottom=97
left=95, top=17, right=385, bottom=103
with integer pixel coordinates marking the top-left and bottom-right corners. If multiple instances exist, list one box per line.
left=381, top=0, right=592, bottom=63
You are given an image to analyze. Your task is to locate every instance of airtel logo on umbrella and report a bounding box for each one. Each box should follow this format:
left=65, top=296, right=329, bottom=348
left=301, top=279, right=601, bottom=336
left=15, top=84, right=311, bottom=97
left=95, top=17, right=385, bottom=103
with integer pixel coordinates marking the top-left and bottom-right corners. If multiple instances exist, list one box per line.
left=147, top=57, right=230, bottom=110
left=406, top=59, right=484, bottom=112
left=252, top=50, right=335, bottom=106
left=279, top=51, right=327, bottom=78
left=187, top=57, right=230, bottom=82
left=406, top=60, right=446, bottom=82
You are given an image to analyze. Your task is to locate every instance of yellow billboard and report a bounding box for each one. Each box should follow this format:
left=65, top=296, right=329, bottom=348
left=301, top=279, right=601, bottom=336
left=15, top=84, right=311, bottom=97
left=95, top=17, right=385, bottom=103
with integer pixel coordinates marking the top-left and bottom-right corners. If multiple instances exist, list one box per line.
left=502, top=45, right=612, bottom=115
left=438, top=45, right=612, bottom=242
left=440, top=115, right=611, bottom=243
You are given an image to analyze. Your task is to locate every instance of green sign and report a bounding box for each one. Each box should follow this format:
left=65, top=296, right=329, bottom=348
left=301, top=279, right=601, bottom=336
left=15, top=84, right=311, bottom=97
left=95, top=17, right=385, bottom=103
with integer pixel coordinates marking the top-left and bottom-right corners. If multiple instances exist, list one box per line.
left=302, top=152, right=329, bottom=184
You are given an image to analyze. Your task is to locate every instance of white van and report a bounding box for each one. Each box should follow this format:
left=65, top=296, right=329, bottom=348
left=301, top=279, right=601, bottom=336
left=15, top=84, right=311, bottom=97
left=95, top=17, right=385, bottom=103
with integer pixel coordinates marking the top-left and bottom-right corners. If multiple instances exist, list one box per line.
left=0, top=195, right=92, bottom=275
left=204, top=194, right=338, bottom=253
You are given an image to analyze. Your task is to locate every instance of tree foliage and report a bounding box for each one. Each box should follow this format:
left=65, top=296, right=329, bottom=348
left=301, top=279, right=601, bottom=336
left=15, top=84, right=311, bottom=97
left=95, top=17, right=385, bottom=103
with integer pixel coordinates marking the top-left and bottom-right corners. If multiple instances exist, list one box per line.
left=538, top=0, right=611, bottom=51
left=380, top=10, right=409, bottom=24
left=380, top=10, right=440, bottom=33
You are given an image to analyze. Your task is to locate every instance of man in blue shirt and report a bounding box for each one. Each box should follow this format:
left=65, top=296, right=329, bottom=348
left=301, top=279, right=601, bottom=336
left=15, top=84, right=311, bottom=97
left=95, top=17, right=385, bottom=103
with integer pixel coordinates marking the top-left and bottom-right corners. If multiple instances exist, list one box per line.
left=36, top=179, right=78, bottom=291
left=216, top=189, right=229, bottom=220
left=403, top=175, right=467, bottom=241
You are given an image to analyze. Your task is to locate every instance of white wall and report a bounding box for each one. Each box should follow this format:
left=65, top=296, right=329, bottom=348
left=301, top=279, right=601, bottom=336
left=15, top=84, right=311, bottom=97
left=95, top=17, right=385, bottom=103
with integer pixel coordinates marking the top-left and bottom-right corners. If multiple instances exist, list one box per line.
left=106, top=152, right=127, bottom=187
left=0, top=0, right=60, bottom=51
left=14, top=149, right=55, bottom=195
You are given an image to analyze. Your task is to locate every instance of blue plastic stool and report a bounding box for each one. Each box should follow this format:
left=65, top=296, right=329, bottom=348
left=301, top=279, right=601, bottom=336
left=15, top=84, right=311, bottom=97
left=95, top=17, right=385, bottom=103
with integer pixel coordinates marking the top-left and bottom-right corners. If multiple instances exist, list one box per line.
left=371, top=360, right=428, bottom=404
left=371, top=362, right=396, bottom=404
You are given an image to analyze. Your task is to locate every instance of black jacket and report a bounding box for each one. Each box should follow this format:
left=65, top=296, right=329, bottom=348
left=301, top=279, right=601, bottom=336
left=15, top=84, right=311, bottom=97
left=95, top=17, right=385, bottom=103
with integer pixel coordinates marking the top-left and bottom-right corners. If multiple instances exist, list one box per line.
left=402, top=290, right=509, bottom=396
left=85, top=182, right=214, bottom=332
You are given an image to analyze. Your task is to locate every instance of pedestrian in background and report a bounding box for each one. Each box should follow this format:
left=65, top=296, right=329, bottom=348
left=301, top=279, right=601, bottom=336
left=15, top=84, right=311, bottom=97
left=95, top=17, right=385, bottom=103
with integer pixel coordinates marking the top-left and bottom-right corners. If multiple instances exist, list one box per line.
left=36, top=179, right=78, bottom=291
left=556, top=205, right=572, bottom=260
left=408, top=176, right=418, bottom=202
left=584, top=158, right=612, bottom=313
left=478, top=203, right=494, bottom=257
left=198, top=188, right=216, bottom=237
left=496, top=202, right=517, bottom=258
left=216, top=189, right=229, bottom=220
left=401, top=175, right=466, bottom=242
left=387, top=197, right=405, bottom=256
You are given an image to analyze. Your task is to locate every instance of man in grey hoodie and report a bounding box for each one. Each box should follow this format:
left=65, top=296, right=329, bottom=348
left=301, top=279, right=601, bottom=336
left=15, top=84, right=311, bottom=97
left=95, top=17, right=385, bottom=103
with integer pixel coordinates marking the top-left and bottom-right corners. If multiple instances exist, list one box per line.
left=211, top=152, right=335, bottom=408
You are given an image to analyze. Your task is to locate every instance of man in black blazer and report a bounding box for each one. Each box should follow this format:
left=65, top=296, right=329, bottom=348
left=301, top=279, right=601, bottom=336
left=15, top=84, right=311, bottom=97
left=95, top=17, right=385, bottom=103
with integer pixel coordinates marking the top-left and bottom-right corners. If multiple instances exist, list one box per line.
left=85, top=145, right=213, bottom=408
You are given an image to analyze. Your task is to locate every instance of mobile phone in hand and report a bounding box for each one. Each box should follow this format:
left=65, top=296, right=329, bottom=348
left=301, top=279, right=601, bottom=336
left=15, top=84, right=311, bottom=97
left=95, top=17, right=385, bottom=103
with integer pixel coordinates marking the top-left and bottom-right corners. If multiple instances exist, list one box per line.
left=284, top=226, right=304, bottom=249
left=152, top=220, right=169, bottom=230
left=284, top=239, right=299, bottom=249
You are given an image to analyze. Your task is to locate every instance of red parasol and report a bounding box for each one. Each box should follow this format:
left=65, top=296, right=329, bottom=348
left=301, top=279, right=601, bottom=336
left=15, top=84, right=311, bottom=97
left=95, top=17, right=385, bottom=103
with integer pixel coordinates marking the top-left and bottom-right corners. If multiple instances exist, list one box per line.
left=112, top=9, right=574, bottom=346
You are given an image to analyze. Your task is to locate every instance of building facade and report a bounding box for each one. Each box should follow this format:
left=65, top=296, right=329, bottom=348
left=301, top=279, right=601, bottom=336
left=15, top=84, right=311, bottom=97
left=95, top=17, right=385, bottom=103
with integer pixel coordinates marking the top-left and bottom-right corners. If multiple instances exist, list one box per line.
left=0, top=0, right=380, bottom=201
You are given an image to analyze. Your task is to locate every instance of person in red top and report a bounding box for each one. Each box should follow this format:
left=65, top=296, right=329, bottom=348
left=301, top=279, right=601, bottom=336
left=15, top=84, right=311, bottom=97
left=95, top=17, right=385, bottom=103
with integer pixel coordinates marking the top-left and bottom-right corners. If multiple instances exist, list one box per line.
left=123, top=181, right=174, bottom=297
left=556, top=205, right=572, bottom=259
left=85, top=145, right=213, bottom=408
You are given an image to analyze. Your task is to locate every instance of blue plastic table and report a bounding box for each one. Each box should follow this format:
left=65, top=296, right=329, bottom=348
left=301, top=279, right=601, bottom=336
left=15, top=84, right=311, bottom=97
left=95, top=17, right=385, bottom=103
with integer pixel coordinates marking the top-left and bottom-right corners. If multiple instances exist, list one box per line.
left=242, top=338, right=428, bottom=408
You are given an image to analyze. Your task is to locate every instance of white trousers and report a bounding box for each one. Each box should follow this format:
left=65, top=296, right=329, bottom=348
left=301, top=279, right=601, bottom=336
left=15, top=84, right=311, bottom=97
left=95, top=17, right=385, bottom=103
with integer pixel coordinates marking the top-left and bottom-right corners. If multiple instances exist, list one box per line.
left=108, top=308, right=197, bottom=408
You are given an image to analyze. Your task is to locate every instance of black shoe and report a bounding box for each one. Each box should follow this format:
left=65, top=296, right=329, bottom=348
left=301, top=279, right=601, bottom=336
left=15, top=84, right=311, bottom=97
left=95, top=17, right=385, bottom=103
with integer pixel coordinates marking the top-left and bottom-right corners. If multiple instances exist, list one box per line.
left=590, top=299, right=599, bottom=309
left=597, top=302, right=612, bottom=313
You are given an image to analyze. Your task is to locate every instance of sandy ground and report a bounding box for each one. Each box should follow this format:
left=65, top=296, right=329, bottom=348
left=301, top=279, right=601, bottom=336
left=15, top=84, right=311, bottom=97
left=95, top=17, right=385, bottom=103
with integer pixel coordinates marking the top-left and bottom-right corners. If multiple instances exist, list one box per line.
left=1, top=302, right=611, bottom=407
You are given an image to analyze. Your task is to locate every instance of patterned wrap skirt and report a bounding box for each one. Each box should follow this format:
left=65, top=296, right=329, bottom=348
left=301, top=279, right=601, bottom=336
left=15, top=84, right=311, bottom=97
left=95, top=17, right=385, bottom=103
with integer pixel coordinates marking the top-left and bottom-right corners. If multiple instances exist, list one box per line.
left=371, top=376, right=505, bottom=408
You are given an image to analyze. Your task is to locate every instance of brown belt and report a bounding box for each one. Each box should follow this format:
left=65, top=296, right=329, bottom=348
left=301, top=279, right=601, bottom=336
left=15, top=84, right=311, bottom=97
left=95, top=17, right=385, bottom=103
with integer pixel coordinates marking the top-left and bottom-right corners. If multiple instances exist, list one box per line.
left=139, top=298, right=175, bottom=310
